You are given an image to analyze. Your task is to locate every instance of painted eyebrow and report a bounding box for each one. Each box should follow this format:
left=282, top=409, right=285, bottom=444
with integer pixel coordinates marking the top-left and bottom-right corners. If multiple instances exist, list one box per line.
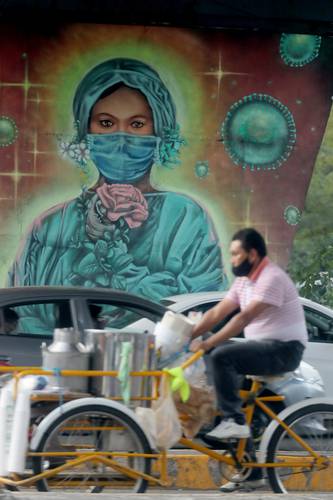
left=93, top=112, right=151, bottom=120
left=92, top=112, right=115, bottom=119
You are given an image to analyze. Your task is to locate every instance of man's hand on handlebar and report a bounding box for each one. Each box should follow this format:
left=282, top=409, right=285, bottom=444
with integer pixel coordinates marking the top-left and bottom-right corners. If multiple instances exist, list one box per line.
left=190, top=338, right=210, bottom=353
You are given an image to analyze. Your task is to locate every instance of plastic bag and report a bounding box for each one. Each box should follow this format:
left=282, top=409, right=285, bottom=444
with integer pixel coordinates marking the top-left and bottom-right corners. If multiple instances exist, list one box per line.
left=184, top=357, right=207, bottom=387
left=135, top=406, right=157, bottom=447
left=160, top=349, right=207, bottom=388
left=135, top=377, right=182, bottom=450
left=173, top=384, right=217, bottom=438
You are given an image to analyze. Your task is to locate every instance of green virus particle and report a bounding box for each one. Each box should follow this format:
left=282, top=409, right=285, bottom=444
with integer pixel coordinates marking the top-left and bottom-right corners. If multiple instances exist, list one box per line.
left=221, top=94, right=296, bottom=171
left=279, top=34, right=321, bottom=67
left=0, top=116, right=18, bottom=147
left=195, top=161, right=210, bottom=179
left=284, top=205, right=301, bottom=225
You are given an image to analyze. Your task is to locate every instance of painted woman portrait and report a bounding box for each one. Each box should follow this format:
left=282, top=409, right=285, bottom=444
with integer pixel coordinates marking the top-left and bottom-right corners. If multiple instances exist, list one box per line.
left=9, top=58, right=227, bottom=330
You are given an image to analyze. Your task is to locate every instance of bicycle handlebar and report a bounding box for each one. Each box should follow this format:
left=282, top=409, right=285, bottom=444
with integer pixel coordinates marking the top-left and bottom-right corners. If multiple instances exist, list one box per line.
left=180, top=349, right=204, bottom=370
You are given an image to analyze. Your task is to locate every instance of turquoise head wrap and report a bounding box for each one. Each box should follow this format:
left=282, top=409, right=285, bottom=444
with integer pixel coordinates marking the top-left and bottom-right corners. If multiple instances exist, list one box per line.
left=72, top=58, right=185, bottom=167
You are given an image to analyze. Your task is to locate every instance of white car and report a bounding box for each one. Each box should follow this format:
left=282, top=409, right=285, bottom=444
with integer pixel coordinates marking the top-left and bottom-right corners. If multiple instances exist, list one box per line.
left=162, top=292, right=333, bottom=397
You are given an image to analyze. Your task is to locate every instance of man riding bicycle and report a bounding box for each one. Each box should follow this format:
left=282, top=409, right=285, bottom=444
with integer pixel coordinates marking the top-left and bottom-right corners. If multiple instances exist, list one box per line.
left=190, top=227, right=307, bottom=492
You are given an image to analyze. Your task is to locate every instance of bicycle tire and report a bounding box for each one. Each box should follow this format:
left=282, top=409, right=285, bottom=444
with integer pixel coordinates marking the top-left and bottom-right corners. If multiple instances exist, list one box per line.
left=32, top=402, right=152, bottom=493
left=266, top=402, right=333, bottom=493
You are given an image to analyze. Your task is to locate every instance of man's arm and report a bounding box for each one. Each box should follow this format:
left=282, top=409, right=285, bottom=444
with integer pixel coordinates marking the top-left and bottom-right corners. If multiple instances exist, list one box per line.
left=191, top=298, right=239, bottom=339
left=191, top=300, right=271, bottom=351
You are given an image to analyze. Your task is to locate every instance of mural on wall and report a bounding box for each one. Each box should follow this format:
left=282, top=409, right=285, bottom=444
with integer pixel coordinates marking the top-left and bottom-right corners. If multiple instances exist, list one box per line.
left=9, top=58, right=226, bottom=300
left=0, top=25, right=333, bottom=330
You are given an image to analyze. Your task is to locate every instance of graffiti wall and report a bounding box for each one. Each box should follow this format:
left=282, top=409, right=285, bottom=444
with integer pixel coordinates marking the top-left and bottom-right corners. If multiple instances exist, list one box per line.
left=0, top=24, right=332, bottom=305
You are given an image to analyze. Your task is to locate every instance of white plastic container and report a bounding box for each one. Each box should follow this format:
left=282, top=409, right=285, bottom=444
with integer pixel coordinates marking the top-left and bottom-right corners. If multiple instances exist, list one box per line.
left=0, top=381, right=14, bottom=475
left=0, top=376, right=48, bottom=474
left=8, top=389, right=31, bottom=473
left=154, top=311, right=194, bottom=359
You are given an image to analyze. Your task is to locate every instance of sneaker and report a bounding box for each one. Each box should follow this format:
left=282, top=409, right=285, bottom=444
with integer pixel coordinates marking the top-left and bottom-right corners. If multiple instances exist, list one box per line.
left=205, top=419, right=250, bottom=440
left=220, top=477, right=266, bottom=492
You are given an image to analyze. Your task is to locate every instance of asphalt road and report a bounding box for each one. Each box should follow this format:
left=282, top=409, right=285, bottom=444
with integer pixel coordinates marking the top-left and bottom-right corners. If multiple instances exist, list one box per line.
left=1, top=492, right=333, bottom=499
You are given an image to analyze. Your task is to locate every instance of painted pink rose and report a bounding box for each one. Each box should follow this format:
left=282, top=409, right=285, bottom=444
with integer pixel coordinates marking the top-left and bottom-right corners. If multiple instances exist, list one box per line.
left=96, top=183, right=149, bottom=229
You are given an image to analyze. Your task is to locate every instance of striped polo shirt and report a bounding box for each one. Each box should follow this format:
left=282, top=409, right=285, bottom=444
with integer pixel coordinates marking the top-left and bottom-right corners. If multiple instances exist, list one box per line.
left=226, top=257, right=308, bottom=346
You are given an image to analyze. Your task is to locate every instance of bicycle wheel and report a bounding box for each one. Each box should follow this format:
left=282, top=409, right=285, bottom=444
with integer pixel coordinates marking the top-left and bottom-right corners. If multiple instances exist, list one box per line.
left=266, top=402, right=333, bottom=493
left=32, top=403, right=152, bottom=493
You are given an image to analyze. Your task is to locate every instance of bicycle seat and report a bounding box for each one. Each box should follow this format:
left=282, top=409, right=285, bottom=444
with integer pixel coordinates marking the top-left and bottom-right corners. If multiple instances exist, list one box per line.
left=246, top=372, right=293, bottom=383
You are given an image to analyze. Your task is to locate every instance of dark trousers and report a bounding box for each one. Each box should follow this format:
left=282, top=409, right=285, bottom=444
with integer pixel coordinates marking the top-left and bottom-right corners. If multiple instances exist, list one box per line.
left=210, top=339, right=305, bottom=424
left=210, top=339, right=304, bottom=481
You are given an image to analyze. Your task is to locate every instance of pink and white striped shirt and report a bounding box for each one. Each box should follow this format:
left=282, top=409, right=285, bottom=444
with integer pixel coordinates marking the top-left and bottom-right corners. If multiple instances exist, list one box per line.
left=226, top=258, right=307, bottom=346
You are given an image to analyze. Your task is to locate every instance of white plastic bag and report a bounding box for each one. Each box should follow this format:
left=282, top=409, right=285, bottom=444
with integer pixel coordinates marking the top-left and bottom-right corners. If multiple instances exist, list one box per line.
left=184, top=357, right=207, bottom=388
left=135, top=377, right=182, bottom=450
left=135, top=406, right=157, bottom=447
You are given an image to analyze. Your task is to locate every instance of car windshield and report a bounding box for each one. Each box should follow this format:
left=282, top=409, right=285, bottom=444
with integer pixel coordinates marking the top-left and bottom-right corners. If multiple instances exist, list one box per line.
left=86, top=300, right=163, bottom=334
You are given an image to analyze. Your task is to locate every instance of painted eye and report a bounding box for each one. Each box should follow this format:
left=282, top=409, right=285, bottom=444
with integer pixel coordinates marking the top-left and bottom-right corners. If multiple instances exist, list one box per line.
left=131, top=120, right=144, bottom=128
left=100, top=119, right=113, bottom=128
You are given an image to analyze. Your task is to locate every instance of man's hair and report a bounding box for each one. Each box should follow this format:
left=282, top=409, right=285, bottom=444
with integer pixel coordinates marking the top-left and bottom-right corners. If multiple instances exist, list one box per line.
left=232, top=228, right=267, bottom=257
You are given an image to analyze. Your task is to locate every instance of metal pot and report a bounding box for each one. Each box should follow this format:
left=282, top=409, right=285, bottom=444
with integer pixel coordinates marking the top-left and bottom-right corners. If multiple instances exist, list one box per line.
left=42, top=328, right=90, bottom=393
left=84, top=329, right=156, bottom=406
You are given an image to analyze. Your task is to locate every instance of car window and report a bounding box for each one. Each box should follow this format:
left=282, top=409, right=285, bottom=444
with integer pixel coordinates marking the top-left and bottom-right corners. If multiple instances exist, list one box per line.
left=0, top=300, right=73, bottom=337
left=304, top=307, right=333, bottom=343
left=87, top=301, right=162, bottom=331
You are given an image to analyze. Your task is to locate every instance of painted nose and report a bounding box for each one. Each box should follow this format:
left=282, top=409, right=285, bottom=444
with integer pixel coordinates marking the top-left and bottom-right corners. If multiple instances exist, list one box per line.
left=115, top=120, right=128, bottom=133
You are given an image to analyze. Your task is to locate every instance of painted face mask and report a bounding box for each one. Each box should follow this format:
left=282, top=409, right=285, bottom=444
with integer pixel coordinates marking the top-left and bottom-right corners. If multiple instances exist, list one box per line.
left=87, top=132, right=160, bottom=183
left=232, top=257, right=253, bottom=277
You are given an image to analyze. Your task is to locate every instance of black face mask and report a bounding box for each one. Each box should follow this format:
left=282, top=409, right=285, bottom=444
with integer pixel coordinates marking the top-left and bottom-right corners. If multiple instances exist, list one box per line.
left=232, top=258, right=253, bottom=277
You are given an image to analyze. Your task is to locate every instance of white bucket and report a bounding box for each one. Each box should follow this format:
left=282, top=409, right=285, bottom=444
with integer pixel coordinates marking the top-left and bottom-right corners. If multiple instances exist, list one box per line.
left=154, top=311, right=194, bottom=358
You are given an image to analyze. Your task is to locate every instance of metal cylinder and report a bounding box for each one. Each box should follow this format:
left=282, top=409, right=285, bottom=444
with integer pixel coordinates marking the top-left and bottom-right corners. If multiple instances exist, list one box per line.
left=84, top=329, right=156, bottom=406
left=42, top=328, right=90, bottom=393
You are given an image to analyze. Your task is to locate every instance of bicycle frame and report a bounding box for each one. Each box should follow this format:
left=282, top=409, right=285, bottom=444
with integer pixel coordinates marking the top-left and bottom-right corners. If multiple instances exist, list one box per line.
left=178, top=380, right=323, bottom=469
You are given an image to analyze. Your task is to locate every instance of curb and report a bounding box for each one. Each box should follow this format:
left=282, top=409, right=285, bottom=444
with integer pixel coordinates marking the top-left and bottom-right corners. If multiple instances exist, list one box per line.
left=154, top=450, right=333, bottom=491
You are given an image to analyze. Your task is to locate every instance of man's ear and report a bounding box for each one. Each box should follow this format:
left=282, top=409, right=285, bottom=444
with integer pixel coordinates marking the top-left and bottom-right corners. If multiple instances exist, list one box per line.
left=249, top=248, right=259, bottom=263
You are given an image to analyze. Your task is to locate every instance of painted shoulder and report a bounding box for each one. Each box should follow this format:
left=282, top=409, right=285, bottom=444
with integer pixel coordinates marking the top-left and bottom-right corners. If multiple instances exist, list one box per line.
left=31, top=196, right=85, bottom=231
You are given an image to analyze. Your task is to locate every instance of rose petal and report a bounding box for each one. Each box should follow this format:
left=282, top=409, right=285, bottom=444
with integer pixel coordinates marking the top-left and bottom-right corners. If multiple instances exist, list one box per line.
left=97, top=183, right=148, bottom=228
left=96, top=186, right=116, bottom=210
left=123, top=206, right=149, bottom=228
left=106, top=212, right=123, bottom=222
left=124, top=216, right=143, bottom=229
left=141, top=196, right=148, bottom=210
left=109, top=202, right=136, bottom=213
left=130, top=207, right=149, bottom=221
left=110, top=184, right=136, bottom=196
